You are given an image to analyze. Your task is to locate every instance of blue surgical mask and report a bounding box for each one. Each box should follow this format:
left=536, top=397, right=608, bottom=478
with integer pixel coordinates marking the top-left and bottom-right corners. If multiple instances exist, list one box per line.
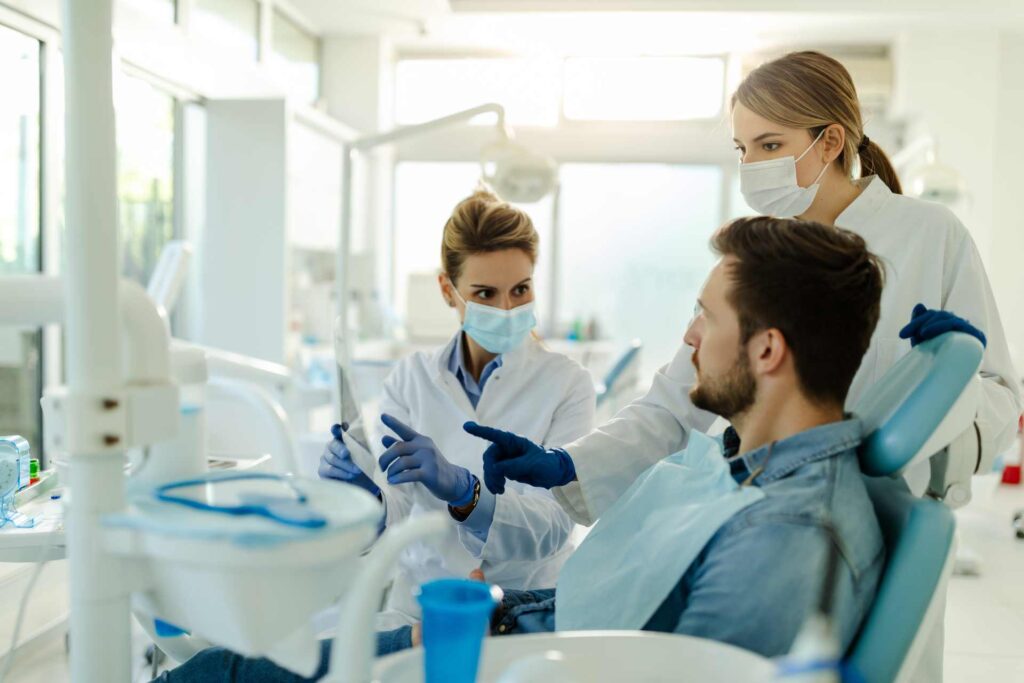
left=452, top=286, right=536, bottom=354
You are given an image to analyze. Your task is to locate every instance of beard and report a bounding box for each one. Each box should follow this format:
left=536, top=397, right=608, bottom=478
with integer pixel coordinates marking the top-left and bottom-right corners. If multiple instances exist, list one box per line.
left=689, top=348, right=757, bottom=419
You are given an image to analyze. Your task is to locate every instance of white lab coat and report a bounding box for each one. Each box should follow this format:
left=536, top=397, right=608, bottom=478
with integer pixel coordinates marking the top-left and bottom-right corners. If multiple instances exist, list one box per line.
left=554, top=175, right=1022, bottom=526
left=372, top=333, right=596, bottom=629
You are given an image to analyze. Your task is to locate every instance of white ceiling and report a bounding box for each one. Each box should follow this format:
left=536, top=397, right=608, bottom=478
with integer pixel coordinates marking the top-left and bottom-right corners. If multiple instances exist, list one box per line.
left=289, top=0, right=1024, bottom=54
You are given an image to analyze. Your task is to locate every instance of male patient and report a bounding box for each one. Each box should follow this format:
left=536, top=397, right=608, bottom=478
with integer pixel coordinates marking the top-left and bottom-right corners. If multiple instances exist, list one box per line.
left=156, top=216, right=885, bottom=681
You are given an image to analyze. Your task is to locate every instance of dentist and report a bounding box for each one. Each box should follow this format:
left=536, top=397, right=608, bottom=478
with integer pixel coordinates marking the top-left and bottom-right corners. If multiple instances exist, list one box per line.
left=319, top=187, right=595, bottom=630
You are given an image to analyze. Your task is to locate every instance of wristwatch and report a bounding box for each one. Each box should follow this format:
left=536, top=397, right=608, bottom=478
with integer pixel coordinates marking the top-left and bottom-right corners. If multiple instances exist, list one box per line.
left=450, top=476, right=481, bottom=521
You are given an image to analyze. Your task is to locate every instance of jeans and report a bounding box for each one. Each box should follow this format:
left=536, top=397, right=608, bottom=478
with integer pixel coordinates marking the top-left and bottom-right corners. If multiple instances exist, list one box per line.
left=151, top=627, right=414, bottom=683
left=151, top=590, right=556, bottom=683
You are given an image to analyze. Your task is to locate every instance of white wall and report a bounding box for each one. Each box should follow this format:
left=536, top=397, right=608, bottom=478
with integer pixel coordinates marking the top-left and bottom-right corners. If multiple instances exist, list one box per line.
left=321, top=36, right=391, bottom=133
left=892, top=29, right=1001, bottom=259
left=893, top=28, right=1024, bottom=373
left=991, top=33, right=1024, bottom=369
left=203, top=99, right=289, bottom=363
left=321, top=35, right=397, bottom=318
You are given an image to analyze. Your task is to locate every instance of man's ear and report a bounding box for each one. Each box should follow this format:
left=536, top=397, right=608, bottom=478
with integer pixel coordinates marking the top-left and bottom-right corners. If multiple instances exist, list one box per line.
left=750, top=328, right=787, bottom=376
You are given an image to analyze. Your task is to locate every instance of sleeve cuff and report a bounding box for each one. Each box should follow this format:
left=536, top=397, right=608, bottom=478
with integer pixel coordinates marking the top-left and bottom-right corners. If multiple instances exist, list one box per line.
left=552, top=480, right=596, bottom=527
left=455, top=486, right=496, bottom=557
left=377, top=492, right=388, bottom=535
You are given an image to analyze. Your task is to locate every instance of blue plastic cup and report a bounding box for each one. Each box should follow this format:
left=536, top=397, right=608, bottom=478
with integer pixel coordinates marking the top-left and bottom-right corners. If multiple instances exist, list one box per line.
left=417, top=578, right=500, bottom=683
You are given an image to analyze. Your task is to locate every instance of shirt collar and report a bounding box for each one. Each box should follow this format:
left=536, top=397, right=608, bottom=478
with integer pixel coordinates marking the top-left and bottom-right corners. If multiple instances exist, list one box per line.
left=835, top=175, right=889, bottom=229
left=726, top=418, right=863, bottom=486
left=448, top=333, right=503, bottom=384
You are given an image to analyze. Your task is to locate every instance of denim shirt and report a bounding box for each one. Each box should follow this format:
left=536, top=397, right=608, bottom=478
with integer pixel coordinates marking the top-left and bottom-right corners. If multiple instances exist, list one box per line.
left=494, top=419, right=886, bottom=659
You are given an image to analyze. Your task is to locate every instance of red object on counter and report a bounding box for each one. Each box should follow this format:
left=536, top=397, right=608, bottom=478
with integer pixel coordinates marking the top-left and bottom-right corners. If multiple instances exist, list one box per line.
left=1004, top=464, right=1022, bottom=485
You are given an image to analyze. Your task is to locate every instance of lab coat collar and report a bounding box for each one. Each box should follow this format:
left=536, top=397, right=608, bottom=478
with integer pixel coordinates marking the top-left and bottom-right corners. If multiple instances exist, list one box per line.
left=835, top=175, right=888, bottom=229
left=431, top=331, right=533, bottom=382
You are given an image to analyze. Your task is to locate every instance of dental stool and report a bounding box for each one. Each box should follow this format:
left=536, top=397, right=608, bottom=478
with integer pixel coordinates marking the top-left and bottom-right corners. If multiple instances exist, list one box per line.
left=847, top=332, right=985, bottom=683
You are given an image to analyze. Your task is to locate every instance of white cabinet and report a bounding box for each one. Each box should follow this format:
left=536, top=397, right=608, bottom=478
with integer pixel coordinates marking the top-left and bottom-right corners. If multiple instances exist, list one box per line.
left=201, top=99, right=353, bottom=365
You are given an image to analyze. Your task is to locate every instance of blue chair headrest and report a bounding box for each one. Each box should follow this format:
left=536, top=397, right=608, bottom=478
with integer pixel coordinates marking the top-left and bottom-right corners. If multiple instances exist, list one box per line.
left=597, top=340, right=642, bottom=406
left=854, top=332, right=984, bottom=477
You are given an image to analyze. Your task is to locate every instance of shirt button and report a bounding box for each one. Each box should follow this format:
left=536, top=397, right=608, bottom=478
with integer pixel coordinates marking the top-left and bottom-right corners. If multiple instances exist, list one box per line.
left=498, top=624, right=507, bottom=633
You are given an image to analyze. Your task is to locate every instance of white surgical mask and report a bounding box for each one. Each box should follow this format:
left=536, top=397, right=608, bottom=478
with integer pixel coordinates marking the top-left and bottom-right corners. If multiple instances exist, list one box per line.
left=451, top=286, right=536, bottom=354
left=739, top=129, right=829, bottom=218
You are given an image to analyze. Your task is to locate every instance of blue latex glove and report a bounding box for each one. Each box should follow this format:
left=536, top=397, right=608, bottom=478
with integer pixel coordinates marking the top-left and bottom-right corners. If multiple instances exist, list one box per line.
left=463, top=422, right=576, bottom=495
left=899, top=303, right=987, bottom=348
left=318, top=423, right=380, bottom=496
left=378, top=414, right=474, bottom=506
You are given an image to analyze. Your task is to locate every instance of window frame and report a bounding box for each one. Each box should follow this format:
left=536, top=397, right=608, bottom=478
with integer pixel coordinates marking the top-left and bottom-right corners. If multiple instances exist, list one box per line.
left=0, top=8, right=58, bottom=465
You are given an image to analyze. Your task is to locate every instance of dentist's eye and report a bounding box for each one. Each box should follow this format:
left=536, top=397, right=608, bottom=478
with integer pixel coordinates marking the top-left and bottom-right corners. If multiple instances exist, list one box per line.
left=763, top=142, right=781, bottom=152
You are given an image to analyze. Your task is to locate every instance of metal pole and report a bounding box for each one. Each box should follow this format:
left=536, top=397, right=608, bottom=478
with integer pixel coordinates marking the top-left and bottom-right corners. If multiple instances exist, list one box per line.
left=337, top=144, right=354, bottom=368
left=62, top=0, right=131, bottom=680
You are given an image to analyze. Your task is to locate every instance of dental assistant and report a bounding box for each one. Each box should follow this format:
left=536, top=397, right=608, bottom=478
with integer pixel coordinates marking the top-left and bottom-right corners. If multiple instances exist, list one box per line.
left=472, top=49, right=1020, bottom=524
left=319, top=187, right=595, bottom=630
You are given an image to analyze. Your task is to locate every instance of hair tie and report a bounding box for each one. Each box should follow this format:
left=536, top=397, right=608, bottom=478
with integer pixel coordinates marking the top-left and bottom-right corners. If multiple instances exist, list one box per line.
left=857, top=135, right=871, bottom=153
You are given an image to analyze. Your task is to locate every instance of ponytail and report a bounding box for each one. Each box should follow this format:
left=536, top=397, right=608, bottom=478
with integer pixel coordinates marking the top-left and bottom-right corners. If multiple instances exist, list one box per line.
left=857, top=137, right=903, bottom=195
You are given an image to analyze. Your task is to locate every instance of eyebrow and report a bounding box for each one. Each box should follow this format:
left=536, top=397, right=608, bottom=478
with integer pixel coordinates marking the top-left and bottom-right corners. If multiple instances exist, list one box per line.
left=469, top=277, right=533, bottom=289
left=731, top=132, right=784, bottom=144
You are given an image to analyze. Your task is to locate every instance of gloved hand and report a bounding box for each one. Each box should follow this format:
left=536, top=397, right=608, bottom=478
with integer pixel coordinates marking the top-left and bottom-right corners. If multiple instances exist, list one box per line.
left=899, top=303, right=987, bottom=348
left=318, top=423, right=380, bottom=496
left=463, top=422, right=576, bottom=495
left=378, top=414, right=474, bottom=506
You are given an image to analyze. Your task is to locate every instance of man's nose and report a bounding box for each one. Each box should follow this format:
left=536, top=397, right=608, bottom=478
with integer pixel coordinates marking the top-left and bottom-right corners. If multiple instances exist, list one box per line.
left=683, top=317, right=701, bottom=347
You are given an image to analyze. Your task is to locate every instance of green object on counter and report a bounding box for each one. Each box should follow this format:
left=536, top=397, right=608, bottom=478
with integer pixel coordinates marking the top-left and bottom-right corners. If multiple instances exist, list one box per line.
left=30, top=459, right=39, bottom=478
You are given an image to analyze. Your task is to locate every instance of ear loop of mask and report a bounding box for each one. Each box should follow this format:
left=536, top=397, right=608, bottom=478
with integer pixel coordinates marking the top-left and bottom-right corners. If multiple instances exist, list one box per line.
left=447, top=276, right=467, bottom=308
left=796, top=128, right=830, bottom=187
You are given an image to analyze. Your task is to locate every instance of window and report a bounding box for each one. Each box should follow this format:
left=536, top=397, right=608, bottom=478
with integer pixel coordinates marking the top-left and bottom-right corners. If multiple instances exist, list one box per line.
left=563, top=56, right=725, bottom=121
left=192, top=0, right=259, bottom=61
left=271, top=10, right=321, bottom=103
left=0, top=23, right=42, bottom=454
left=0, top=26, right=40, bottom=274
left=393, top=162, right=553, bottom=329
left=556, top=163, right=722, bottom=378
left=394, top=55, right=725, bottom=126
left=395, top=59, right=561, bottom=127
left=115, top=74, right=176, bottom=285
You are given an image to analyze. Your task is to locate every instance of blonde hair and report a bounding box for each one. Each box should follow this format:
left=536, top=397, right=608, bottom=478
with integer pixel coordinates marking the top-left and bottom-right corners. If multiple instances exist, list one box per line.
left=732, top=50, right=902, bottom=195
left=441, top=186, right=539, bottom=284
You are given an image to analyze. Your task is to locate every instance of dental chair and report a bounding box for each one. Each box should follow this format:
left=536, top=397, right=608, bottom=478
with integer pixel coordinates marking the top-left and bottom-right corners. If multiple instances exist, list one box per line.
left=846, top=331, right=984, bottom=683
left=370, top=332, right=984, bottom=683
left=595, top=339, right=642, bottom=412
